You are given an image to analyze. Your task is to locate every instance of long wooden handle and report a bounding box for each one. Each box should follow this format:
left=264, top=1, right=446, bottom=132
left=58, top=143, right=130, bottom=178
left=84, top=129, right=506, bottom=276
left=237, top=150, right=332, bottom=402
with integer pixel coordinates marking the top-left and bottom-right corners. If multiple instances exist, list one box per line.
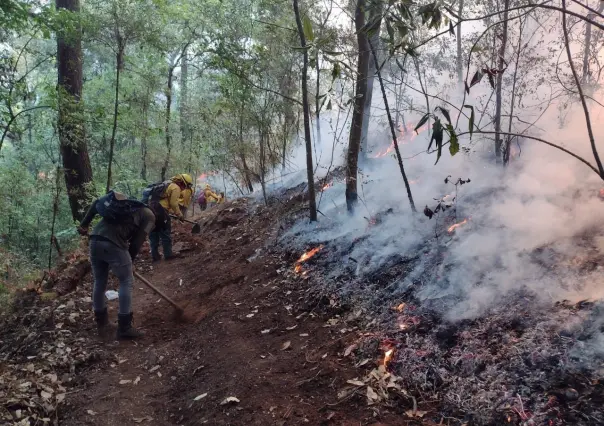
left=133, top=271, right=183, bottom=312
left=169, top=214, right=197, bottom=225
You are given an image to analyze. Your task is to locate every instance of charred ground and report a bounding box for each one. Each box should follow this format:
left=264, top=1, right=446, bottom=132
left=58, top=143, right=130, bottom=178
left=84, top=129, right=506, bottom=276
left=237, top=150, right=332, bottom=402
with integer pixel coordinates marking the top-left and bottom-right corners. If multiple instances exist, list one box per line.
left=1, top=180, right=604, bottom=425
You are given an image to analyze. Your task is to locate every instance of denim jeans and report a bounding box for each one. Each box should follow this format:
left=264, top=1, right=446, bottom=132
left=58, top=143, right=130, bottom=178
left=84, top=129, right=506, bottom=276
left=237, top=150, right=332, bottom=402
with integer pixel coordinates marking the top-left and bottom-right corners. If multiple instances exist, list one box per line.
left=89, top=238, right=133, bottom=315
left=149, top=215, right=172, bottom=260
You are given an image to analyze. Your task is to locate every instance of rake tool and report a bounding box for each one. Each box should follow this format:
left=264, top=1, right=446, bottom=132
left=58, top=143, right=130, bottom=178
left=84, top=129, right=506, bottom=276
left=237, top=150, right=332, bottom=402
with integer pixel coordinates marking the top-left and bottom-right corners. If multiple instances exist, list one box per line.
left=170, top=215, right=201, bottom=234
left=134, top=271, right=185, bottom=319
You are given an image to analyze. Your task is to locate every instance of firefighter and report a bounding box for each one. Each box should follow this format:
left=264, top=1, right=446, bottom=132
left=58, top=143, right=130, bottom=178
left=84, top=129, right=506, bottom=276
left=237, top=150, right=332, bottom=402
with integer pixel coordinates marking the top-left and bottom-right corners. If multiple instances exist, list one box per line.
left=148, top=174, right=193, bottom=262
left=204, top=184, right=220, bottom=209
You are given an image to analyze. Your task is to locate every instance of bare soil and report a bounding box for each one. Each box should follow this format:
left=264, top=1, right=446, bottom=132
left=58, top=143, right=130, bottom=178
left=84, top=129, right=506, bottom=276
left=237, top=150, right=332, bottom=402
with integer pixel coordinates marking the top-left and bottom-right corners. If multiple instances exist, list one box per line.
left=3, top=198, right=413, bottom=426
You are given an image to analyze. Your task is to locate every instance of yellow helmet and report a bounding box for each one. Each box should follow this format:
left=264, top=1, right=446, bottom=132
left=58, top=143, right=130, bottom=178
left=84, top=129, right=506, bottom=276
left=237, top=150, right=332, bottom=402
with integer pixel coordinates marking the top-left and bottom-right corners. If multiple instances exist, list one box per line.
left=174, top=173, right=193, bottom=187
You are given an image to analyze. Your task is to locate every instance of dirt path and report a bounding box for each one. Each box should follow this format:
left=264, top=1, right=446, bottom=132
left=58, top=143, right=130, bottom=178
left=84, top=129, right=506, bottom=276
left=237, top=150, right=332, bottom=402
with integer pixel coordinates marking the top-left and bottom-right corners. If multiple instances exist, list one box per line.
left=58, top=202, right=408, bottom=426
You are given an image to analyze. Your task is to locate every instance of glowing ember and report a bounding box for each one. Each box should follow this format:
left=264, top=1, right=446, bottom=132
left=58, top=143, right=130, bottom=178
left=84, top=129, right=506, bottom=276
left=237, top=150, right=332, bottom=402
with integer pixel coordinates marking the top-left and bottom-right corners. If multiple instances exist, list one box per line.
left=398, top=323, right=408, bottom=330
left=394, top=303, right=406, bottom=312
left=293, top=245, right=324, bottom=274
left=599, top=188, right=604, bottom=200
left=372, top=121, right=429, bottom=158
left=447, top=218, right=468, bottom=233
left=321, top=182, right=332, bottom=191
left=383, top=348, right=394, bottom=367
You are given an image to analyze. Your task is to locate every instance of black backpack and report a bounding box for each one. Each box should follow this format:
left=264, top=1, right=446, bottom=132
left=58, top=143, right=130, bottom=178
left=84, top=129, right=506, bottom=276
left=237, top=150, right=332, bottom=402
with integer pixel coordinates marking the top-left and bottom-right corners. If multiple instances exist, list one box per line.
left=96, top=191, right=146, bottom=224
left=141, top=181, right=170, bottom=205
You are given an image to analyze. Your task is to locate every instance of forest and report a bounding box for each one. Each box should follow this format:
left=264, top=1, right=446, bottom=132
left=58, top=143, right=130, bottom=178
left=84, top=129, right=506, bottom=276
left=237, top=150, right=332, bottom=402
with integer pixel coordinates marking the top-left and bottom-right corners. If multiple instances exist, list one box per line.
left=2, top=0, right=604, bottom=423
left=1, top=0, right=603, bottom=281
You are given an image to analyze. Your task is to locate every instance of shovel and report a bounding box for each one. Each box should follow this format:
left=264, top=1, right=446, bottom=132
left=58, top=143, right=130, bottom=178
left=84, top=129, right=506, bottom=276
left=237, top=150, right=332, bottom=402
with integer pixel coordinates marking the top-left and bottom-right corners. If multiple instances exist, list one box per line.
left=170, top=215, right=201, bottom=234
left=134, top=271, right=185, bottom=319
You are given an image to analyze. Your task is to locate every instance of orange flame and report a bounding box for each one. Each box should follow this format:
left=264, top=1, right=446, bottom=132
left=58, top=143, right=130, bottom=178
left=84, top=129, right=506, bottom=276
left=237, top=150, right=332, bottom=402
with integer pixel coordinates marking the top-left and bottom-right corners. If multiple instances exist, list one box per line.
left=447, top=218, right=468, bottom=233
left=321, top=182, right=332, bottom=192
left=372, top=121, right=429, bottom=158
left=383, top=348, right=394, bottom=367
left=293, top=245, right=324, bottom=274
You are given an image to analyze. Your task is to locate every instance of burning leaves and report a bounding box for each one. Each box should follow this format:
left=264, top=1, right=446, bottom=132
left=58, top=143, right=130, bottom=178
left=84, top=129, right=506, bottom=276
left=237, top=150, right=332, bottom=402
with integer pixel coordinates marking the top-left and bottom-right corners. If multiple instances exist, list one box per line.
left=371, top=121, right=429, bottom=158
left=293, top=245, right=324, bottom=275
left=447, top=218, right=468, bottom=233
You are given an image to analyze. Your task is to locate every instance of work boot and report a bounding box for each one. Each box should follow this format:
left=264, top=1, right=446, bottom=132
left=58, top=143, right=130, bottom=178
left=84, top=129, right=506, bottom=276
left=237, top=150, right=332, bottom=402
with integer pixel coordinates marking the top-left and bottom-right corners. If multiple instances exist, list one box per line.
left=94, top=308, right=109, bottom=337
left=151, top=254, right=162, bottom=263
left=164, top=252, right=181, bottom=261
left=116, top=313, right=144, bottom=340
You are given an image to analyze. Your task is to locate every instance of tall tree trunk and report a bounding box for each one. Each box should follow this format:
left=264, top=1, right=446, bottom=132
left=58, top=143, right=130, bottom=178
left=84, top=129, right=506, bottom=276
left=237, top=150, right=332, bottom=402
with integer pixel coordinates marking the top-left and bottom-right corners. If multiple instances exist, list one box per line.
left=581, top=1, right=604, bottom=84
left=180, top=46, right=189, bottom=145
left=494, top=0, right=510, bottom=162
left=503, top=17, right=524, bottom=165
left=369, top=39, right=416, bottom=212
left=345, top=0, right=369, bottom=213
left=161, top=67, right=174, bottom=181
left=259, top=126, right=268, bottom=205
left=56, top=0, right=93, bottom=221
left=140, top=89, right=149, bottom=180
left=360, top=0, right=383, bottom=166
left=293, top=0, right=318, bottom=221
left=238, top=102, right=254, bottom=192
left=106, top=47, right=123, bottom=193
left=314, top=51, right=322, bottom=150
left=456, top=0, right=464, bottom=85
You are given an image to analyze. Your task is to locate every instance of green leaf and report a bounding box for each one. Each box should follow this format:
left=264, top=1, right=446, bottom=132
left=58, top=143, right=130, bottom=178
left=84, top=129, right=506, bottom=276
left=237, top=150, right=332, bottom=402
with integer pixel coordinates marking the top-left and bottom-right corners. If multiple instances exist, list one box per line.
left=487, top=72, right=495, bottom=89
left=331, top=62, right=341, bottom=82
left=303, top=15, right=314, bottom=42
left=428, top=118, right=443, bottom=155
left=463, top=105, right=474, bottom=140
left=447, top=124, right=459, bottom=156
left=469, top=70, right=483, bottom=88
left=323, top=50, right=343, bottom=56
left=435, top=107, right=451, bottom=125
left=415, top=113, right=431, bottom=133
left=326, top=100, right=332, bottom=110
left=449, top=20, right=454, bottom=35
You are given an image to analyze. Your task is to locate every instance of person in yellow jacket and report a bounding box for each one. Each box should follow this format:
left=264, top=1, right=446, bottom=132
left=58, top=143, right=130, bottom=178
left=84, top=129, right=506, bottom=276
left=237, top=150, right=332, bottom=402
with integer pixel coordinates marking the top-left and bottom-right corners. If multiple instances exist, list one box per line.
left=204, top=184, right=220, bottom=209
left=179, top=186, right=192, bottom=217
left=149, top=174, right=193, bottom=262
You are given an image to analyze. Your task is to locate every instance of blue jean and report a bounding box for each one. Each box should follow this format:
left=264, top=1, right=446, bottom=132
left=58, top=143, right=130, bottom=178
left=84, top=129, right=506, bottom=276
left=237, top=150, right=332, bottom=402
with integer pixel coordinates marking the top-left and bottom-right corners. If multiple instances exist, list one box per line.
left=89, top=238, right=133, bottom=315
left=149, top=215, right=172, bottom=259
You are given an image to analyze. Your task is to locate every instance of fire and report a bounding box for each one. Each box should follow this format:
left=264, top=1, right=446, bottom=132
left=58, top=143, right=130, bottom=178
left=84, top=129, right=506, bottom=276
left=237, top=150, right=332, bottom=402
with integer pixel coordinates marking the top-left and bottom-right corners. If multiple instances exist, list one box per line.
left=371, top=121, right=429, bottom=158
left=599, top=188, right=604, bottom=200
left=321, top=182, right=332, bottom=192
left=447, top=218, right=468, bottom=233
left=383, top=348, right=394, bottom=367
left=394, top=303, right=406, bottom=312
left=293, top=245, right=324, bottom=274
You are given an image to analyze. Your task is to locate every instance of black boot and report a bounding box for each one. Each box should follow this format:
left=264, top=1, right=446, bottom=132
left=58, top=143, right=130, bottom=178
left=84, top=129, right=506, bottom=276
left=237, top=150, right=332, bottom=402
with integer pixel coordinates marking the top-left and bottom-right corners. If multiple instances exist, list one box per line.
left=117, top=313, right=144, bottom=340
left=94, top=308, right=109, bottom=336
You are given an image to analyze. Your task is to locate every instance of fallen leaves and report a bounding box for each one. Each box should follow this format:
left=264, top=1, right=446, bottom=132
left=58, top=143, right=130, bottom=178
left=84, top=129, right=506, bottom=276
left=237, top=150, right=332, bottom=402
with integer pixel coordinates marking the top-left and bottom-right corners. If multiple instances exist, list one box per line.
left=193, top=393, right=208, bottom=401
left=338, top=365, right=407, bottom=406
left=281, top=341, right=292, bottom=351
left=119, top=379, right=132, bottom=385
left=133, top=416, right=154, bottom=423
left=220, top=396, right=240, bottom=405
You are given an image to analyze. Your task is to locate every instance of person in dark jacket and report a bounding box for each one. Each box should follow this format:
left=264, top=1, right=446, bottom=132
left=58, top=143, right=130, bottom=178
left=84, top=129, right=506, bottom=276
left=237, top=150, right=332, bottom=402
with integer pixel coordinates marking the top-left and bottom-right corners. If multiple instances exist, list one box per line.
left=78, top=192, right=155, bottom=340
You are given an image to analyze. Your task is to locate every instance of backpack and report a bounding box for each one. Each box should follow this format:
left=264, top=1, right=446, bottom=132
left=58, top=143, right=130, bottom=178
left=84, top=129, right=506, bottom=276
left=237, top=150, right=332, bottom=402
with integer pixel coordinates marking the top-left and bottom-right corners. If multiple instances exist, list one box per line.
left=197, top=191, right=206, bottom=204
left=96, top=191, right=146, bottom=224
left=141, top=181, right=170, bottom=205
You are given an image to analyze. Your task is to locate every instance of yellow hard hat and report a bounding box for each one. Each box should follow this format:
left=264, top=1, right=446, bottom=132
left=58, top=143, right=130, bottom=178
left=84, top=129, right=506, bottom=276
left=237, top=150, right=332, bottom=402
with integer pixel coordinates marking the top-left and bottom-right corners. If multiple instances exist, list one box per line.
left=173, top=173, right=193, bottom=187
left=205, top=183, right=211, bottom=189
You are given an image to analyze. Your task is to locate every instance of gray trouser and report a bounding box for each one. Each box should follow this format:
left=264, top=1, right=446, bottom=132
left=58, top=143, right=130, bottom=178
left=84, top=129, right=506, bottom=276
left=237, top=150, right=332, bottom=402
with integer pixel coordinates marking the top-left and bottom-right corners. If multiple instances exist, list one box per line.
left=89, top=238, right=133, bottom=315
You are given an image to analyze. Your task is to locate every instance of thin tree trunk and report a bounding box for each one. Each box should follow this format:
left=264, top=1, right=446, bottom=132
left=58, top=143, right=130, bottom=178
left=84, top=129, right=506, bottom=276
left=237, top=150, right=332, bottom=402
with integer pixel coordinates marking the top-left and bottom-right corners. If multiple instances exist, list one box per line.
left=456, top=0, right=464, bottom=85
left=581, top=1, right=604, bottom=84
left=259, top=126, right=268, bottom=205
left=56, top=0, right=94, bottom=221
left=494, top=0, right=510, bottom=162
left=315, top=51, right=322, bottom=148
left=106, top=47, right=123, bottom=193
left=48, top=166, right=61, bottom=270
left=293, top=0, right=318, bottom=221
left=360, top=0, right=383, bottom=166
left=368, top=39, right=416, bottom=212
left=161, top=67, right=174, bottom=181
left=503, top=17, right=524, bottom=165
left=238, top=102, right=254, bottom=192
left=562, top=0, right=604, bottom=177
left=345, top=0, right=368, bottom=214
left=140, top=90, right=149, bottom=180
left=180, top=46, right=189, bottom=145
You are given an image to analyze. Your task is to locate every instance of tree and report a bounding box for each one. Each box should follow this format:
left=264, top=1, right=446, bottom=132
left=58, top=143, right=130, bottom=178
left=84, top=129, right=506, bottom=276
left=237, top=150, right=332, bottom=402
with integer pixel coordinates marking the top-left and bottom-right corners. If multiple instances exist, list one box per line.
left=493, top=0, right=510, bottom=162
left=345, top=0, right=369, bottom=213
left=293, top=0, right=317, bottom=221
left=56, top=0, right=94, bottom=221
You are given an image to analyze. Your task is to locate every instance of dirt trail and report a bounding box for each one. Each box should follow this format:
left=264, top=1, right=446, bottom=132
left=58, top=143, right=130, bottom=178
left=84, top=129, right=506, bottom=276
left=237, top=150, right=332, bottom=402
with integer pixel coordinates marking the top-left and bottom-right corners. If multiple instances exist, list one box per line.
left=54, top=200, right=408, bottom=426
